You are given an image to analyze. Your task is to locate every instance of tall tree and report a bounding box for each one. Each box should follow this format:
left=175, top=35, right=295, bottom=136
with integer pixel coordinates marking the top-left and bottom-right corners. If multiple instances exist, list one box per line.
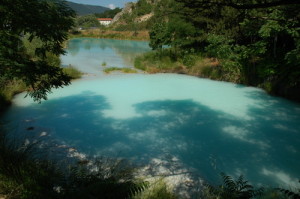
left=0, top=0, right=75, bottom=101
left=148, top=0, right=300, bottom=100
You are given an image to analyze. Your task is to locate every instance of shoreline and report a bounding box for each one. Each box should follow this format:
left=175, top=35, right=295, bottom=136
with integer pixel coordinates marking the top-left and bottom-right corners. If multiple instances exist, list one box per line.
left=69, top=29, right=150, bottom=41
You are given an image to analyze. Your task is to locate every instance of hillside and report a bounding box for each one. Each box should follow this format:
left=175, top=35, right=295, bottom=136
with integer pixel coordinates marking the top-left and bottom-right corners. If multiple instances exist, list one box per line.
left=111, top=0, right=158, bottom=30
left=66, top=1, right=109, bottom=16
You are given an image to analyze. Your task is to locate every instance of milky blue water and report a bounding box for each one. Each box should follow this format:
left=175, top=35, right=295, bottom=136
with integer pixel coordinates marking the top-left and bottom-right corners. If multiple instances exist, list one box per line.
left=2, top=38, right=300, bottom=189
left=61, top=38, right=151, bottom=75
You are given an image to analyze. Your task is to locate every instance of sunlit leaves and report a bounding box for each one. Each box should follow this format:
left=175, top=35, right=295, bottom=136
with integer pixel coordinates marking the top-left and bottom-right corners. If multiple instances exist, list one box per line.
left=149, top=22, right=171, bottom=50
left=0, top=0, right=75, bottom=102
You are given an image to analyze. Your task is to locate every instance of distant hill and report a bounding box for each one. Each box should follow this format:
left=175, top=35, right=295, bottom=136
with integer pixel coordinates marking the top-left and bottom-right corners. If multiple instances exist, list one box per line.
left=65, top=1, right=109, bottom=16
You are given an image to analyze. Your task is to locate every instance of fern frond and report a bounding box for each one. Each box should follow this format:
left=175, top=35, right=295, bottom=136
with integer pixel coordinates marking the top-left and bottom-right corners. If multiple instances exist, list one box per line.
left=221, top=172, right=237, bottom=192
left=277, top=188, right=300, bottom=199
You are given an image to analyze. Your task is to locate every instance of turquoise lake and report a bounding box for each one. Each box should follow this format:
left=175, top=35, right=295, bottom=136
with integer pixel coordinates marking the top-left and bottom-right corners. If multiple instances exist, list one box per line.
left=2, top=38, right=300, bottom=190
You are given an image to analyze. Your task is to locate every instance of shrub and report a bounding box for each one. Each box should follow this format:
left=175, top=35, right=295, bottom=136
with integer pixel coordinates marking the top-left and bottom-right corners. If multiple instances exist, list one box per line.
left=0, top=129, right=148, bottom=199
left=133, top=178, right=177, bottom=199
left=0, top=79, right=27, bottom=110
left=103, top=67, right=137, bottom=74
left=63, top=66, right=83, bottom=79
left=0, top=132, right=63, bottom=199
left=204, top=172, right=263, bottom=199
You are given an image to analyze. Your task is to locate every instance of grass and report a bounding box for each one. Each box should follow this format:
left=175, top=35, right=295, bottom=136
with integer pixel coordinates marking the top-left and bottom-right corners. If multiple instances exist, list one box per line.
left=103, top=67, right=137, bottom=74
left=0, top=66, right=82, bottom=112
left=0, top=129, right=148, bottom=199
left=133, top=178, right=178, bottom=199
left=1, top=125, right=299, bottom=199
left=69, top=29, right=150, bottom=41
left=0, top=131, right=62, bottom=199
left=101, top=61, right=107, bottom=67
left=62, top=66, right=83, bottom=79
left=0, top=79, right=27, bottom=111
left=134, top=49, right=221, bottom=77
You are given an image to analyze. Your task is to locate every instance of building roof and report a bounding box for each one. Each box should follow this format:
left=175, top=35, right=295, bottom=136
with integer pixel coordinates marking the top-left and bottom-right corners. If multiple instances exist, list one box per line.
left=97, top=18, right=113, bottom=21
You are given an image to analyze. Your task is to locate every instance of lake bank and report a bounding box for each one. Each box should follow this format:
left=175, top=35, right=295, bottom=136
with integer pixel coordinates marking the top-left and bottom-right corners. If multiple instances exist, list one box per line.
left=70, top=29, right=150, bottom=41
left=134, top=49, right=300, bottom=103
left=2, top=38, right=300, bottom=198
left=0, top=67, right=83, bottom=114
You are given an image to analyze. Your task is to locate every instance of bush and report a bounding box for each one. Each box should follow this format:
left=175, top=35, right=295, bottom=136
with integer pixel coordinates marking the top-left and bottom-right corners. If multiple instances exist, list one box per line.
left=103, top=67, right=137, bottom=74
left=204, top=172, right=263, bottom=199
left=0, top=79, right=27, bottom=110
left=0, top=129, right=148, bottom=199
left=63, top=66, right=83, bottom=79
left=0, top=132, right=63, bottom=199
left=133, top=178, right=177, bottom=199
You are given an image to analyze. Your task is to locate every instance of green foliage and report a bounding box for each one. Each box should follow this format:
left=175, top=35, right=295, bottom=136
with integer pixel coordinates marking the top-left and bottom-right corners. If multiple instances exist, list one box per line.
left=256, top=188, right=288, bottom=199
left=75, top=15, right=101, bottom=29
left=133, top=178, right=178, bottom=199
left=62, top=158, right=148, bottom=199
left=205, top=34, right=243, bottom=82
left=0, top=129, right=148, bottom=199
left=62, top=66, right=83, bottom=79
left=134, top=49, right=176, bottom=70
left=149, top=22, right=171, bottom=50
left=277, top=181, right=300, bottom=199
left=0, top=78, right=27, bottom=109
left=168, top=17, right=197, bottom=48
left=101, top=61, right=107, bottom=66
left=205, top=173, right=263, bottom=199
left=0, top=0, right=75, bottom=102
left=149, top=0, right=197, bottom=50
left=133, top=0, right=152, bottom=16
left=145, top=0, right=300, bottom=100
left=134, top=56, right=146, bottom=71
left=0, top=132, right=63, bottom=199
left=134, top=48, right=212, bottom=76
left=103, top=67, right=137, bottom=74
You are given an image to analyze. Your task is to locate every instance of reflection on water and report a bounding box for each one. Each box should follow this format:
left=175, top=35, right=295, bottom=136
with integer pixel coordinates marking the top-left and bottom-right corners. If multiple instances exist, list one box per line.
left=3, top=74, right=300, bottom=189
left=61, top=38, right=151, bottom=75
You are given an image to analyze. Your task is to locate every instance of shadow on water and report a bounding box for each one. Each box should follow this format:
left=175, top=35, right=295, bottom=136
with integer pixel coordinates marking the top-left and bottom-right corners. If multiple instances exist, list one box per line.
left=3, top=89, right=300, bottom=188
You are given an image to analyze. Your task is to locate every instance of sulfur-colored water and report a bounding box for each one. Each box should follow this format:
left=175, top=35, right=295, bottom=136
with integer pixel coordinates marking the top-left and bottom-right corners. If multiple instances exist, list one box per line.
left=2, top=38, right=300, bottom=191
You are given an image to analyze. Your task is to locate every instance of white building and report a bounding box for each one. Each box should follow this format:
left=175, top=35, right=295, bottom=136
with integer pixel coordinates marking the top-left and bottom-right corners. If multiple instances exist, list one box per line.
left=97, top=18, right=113, bottom=26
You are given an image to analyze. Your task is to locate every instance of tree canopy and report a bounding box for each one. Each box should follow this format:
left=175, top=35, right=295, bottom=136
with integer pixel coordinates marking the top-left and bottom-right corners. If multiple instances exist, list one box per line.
left=148, top=0, right=300, bottom=100
left=0, top=0, right=75, bottom=101
left=75, top=15, right=100, bottom=29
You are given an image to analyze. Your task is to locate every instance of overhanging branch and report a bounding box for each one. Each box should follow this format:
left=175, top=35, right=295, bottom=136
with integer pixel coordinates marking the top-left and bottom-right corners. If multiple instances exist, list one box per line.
left=225, top=0, right=300, bottom=9
left=177, top=0, right=300, bottom=9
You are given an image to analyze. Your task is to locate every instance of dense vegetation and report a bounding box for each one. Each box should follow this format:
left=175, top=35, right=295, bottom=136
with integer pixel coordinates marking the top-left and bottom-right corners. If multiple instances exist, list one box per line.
left=68, top=0, right=300, bottom=102
left=74, top=14, right=102, bottom=29
left=0, top=129, right=149, bottom=199
left=1, top=124, right=299, bottom=199
left=137, top=0, right=300, bottom=101
left=0, top=0, right=75, bottom=103
left=73, top=8, right=122, bottom=30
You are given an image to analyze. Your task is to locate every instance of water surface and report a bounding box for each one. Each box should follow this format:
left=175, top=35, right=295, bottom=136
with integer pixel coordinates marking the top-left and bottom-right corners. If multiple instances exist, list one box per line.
left=2, top=39, right=300, bottom=190
left=61, top=38, right=151, bottom=75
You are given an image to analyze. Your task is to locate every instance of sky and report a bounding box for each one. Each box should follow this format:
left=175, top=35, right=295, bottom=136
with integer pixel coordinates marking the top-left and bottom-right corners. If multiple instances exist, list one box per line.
left=67, top=0, right=133, bottom=9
